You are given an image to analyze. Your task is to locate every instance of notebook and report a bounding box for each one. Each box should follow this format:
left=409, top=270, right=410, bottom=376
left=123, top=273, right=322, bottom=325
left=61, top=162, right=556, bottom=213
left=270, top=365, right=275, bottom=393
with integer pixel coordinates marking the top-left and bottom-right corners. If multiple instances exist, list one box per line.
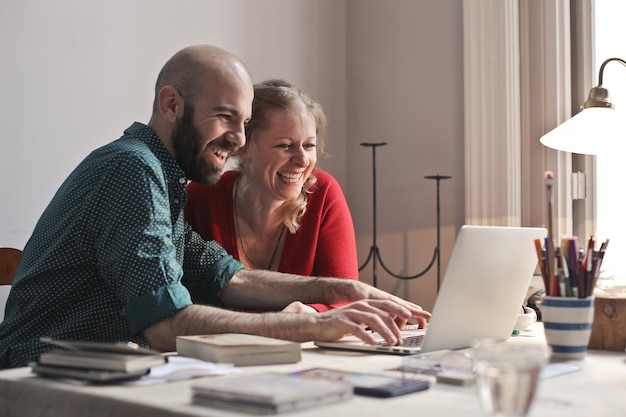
left=315, top=225, right=547, bottom=355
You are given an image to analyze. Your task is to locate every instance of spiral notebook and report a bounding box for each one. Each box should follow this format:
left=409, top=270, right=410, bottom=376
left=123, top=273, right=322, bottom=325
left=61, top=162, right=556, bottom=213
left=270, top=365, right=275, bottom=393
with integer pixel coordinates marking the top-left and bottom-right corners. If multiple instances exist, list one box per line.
left=315, top=225, right=547, bottom=354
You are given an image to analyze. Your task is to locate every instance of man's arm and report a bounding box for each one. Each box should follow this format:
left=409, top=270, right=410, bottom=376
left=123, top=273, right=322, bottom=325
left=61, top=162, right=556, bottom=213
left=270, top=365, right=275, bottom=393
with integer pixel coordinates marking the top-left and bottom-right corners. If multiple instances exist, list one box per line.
left=219, top=269, right=355, bottom=309
left=143, top=298, right=418, bottom=352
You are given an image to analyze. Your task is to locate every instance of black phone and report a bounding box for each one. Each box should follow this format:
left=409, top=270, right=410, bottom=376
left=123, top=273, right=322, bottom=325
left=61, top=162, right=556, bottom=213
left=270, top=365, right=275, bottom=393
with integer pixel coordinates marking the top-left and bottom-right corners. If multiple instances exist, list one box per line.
left=291, top=367, right=430, bottom=398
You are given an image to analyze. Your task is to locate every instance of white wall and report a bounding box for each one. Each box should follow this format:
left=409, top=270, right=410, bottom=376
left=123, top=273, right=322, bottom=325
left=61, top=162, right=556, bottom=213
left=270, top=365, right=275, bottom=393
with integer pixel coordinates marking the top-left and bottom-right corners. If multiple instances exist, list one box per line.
left=0, top=0, right=347, bottom=244
left=0, top=0, right=465, bottom=310
left=347, top=1, right=464, bottom=309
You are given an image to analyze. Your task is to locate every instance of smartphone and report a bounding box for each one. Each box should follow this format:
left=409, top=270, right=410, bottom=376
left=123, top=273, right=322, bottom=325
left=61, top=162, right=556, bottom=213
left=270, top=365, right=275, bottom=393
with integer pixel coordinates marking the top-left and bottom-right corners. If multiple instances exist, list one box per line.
left=291, top=367, right=430, bottom=398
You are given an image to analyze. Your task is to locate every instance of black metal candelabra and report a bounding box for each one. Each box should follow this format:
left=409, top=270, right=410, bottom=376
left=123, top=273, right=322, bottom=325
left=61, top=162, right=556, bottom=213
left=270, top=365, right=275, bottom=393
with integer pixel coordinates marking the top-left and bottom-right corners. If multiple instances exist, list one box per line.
left=358, top=142, right=451, bottom=292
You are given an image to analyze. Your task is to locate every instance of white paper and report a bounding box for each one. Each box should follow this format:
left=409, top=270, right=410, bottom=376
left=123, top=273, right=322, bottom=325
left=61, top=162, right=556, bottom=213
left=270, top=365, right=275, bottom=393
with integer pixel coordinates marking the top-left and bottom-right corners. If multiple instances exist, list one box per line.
left=540, top=363, right=581, bottom=379
left=126, top=356, right=242, bottom=386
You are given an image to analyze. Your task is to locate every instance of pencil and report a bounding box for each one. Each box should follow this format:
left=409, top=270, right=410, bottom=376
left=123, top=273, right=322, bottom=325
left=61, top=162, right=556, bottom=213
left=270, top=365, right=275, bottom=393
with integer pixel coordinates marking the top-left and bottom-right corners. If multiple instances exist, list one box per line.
left=559, top=244, right=572, bottom=296
left=534, top=238, right=549, bottom=291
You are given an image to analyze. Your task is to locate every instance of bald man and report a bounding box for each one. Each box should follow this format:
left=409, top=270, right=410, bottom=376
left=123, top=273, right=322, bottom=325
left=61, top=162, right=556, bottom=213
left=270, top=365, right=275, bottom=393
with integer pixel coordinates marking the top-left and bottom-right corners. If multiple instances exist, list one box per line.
left=0, top=45, right=430, bottom=368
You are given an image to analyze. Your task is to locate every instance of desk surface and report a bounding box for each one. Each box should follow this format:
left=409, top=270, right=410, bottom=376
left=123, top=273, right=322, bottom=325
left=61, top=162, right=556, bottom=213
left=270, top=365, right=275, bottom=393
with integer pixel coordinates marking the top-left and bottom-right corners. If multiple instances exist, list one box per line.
left=1, top=324, right=625, bottom=417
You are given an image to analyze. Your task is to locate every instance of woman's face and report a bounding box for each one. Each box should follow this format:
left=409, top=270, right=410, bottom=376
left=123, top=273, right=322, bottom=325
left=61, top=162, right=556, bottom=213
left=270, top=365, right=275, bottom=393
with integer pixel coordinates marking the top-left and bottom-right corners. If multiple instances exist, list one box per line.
left=244, top=106, right=317, bottom=202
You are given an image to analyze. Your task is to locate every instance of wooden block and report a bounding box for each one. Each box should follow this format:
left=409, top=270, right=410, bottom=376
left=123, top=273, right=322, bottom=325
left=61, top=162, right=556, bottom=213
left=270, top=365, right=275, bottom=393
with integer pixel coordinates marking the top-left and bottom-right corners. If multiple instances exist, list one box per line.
left=588, top=294, right=626, bottom=352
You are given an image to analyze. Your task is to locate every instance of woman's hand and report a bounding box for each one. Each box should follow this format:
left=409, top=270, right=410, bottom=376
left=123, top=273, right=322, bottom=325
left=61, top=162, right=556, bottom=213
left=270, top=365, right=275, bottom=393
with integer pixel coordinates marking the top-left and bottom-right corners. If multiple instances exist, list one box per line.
left=282, top=301, right=317, bottom=314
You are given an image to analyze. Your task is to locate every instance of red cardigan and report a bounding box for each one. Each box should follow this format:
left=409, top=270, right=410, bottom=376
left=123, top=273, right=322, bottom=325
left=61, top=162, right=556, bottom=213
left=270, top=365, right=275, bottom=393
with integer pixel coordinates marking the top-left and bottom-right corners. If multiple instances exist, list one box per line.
left=185, top=169, right=359, bottom=312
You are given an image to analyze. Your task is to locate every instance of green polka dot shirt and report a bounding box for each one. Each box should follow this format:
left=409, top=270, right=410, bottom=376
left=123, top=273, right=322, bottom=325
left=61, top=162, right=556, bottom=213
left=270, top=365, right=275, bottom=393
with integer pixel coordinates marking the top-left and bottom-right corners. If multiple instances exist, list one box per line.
left=0, top=122, right=244, bottom=368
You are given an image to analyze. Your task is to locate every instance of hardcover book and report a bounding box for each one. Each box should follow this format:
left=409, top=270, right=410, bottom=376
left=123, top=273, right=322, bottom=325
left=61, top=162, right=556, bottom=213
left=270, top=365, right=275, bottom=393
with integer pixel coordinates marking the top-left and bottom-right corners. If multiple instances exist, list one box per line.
left=30, top=362, right=152, bottom=382
left=176, top=333, right=301, bottom=366
left=191, top=373, right=353, bottom=414
left=176, top=333, right=302, bottom=366
left=31, top=337, right=167, bottom=381
left=37, top=349, right=167, bottom=373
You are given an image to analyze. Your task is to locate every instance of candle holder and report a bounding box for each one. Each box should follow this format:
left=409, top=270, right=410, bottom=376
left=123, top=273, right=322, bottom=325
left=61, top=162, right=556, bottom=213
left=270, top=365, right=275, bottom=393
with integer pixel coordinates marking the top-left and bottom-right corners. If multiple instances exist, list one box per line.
left=359, top=142, right=450, bottom=291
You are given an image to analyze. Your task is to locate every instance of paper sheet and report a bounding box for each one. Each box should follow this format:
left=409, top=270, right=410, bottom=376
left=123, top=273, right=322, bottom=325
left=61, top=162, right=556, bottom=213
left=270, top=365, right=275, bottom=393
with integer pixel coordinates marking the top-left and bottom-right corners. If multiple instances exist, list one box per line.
left=126, top=356, right=241, bottom=386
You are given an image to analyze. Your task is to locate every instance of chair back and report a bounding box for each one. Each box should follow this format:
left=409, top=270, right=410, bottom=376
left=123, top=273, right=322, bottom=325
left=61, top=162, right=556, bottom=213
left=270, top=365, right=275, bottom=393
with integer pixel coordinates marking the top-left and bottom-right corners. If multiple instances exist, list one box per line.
left=0, top=248, right=22, bottom=286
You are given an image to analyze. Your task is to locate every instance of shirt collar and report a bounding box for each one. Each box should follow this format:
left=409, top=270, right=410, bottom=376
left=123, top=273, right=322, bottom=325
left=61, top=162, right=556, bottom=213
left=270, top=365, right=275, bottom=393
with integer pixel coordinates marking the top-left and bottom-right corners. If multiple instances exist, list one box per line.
left=124, top=122, right=188, bottom=186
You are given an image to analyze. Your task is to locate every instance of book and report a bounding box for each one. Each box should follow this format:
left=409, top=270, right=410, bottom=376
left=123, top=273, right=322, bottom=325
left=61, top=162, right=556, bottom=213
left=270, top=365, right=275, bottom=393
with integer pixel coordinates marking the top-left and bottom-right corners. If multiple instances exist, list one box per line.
left=30, top=362, right=151, bottom=383
left=34, top=337, right=167, bottom=378
left=291, top=367, right=431, bottom=397
left=191, top=373, right=353, bottom=414
left=38, top=349, right=167, bottom=373
left=176, top=333, right=301, bottom=366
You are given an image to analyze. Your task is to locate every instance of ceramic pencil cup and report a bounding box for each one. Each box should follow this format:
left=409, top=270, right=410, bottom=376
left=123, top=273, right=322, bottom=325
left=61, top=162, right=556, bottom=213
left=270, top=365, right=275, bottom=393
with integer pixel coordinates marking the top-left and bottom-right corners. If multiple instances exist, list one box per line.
left=541, top=296, right=595, bottom=361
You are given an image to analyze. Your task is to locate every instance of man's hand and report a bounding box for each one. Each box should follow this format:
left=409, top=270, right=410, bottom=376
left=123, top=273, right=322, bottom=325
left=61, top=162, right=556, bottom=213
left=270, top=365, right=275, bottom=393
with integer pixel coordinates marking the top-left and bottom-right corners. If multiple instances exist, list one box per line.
left=345, top=281, right=432, bottom=329
left=310, top=299, right=416, bottom=346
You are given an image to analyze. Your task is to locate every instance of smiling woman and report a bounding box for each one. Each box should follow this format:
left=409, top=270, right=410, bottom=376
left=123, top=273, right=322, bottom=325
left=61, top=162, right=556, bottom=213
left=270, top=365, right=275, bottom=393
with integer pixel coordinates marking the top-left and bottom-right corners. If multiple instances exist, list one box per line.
left=185, top=79, right=359, bottom=312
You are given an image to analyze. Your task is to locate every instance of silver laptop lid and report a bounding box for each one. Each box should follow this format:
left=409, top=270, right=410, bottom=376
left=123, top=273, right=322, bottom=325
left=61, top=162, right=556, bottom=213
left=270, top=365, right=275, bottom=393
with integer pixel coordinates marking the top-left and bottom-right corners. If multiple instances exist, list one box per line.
left=419, top=225, right=546, bottom=352
left=314, top=225, right=546, bottom=355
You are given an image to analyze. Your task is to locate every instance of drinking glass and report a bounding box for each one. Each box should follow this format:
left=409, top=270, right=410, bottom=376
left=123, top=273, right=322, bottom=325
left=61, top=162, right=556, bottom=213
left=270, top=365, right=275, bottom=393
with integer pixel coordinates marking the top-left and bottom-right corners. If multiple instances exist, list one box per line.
left=471, top=339, right=547, bottom=417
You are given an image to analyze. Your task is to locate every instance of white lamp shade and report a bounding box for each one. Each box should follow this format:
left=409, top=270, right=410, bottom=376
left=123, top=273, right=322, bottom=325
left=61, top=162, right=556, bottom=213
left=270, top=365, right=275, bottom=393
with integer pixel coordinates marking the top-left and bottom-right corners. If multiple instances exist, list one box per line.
left=539, top=107, right=624, bottom=155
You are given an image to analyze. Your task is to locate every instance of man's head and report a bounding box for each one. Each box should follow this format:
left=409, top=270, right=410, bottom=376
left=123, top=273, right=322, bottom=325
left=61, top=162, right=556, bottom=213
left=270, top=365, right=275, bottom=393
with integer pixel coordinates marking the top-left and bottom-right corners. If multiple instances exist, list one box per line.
left=149, top=45, right=253, bottom=184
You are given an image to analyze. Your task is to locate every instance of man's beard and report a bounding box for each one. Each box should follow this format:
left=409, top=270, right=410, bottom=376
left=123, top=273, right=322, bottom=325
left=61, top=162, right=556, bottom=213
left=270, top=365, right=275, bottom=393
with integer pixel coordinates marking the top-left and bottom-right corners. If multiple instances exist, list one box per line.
left=171, top=103, right=229, bottom=185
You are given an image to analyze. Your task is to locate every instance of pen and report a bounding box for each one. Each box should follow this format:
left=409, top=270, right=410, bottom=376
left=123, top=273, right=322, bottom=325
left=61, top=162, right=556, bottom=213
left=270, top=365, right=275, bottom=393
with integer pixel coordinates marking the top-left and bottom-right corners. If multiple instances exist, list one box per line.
left=544, top=236, right=556, bottom=296
left=556, top=247, right=565, bottom=297
left=582, top=236, right=595, bottom=298
left=559, top=244, right=572, bottom=296
left=568, top=237, right=579, bottom=297
left=576, top=247, right=585, bottom=297
left=589, top=239, right=609, bottom=295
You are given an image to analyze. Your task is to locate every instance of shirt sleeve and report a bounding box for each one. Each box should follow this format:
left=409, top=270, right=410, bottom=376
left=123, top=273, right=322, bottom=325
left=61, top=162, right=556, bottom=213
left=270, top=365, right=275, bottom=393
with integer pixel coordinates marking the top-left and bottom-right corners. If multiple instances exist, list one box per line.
left=86, top=154, right=241, bottom=335
left=181, top=224, right=245, bottom=306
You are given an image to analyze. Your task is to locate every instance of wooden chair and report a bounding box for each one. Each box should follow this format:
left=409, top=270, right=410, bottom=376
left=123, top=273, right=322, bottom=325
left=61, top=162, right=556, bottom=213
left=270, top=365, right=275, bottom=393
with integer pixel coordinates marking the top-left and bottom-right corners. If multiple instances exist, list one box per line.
left=0, top=247, right=22, bottom=285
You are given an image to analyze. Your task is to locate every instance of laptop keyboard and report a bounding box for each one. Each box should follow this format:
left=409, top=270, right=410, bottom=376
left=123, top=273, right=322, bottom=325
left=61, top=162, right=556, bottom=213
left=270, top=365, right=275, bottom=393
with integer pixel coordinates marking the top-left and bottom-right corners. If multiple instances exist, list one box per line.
left=380, top=334, right=424, bottom=347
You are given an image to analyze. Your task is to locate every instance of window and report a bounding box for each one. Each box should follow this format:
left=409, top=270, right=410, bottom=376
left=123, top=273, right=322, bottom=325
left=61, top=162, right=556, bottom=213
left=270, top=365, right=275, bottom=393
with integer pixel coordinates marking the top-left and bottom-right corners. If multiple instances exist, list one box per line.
left=593, top=0, right=626, bottom=284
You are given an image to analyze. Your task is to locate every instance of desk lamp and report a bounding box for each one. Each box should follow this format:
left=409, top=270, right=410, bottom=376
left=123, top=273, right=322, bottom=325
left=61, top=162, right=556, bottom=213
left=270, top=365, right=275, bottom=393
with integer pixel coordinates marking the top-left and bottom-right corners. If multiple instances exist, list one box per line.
left=540, top=57, right=626, bottom=155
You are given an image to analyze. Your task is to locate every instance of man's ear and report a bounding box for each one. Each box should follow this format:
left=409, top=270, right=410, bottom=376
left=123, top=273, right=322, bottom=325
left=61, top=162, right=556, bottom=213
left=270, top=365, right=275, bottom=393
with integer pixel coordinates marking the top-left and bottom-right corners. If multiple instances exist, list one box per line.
left=157, top=85, right=183, bottom=124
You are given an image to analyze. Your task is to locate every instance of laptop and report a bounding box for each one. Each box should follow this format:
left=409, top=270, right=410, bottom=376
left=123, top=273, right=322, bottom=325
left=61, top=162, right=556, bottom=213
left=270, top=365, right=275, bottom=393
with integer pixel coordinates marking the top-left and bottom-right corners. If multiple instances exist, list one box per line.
left=315, top=225, right=547, bottom=355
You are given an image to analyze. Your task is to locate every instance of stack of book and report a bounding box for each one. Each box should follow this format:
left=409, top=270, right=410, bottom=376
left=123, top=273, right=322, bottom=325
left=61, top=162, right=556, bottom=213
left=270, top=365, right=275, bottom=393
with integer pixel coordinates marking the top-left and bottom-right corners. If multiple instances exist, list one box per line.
left=176, top=333, right=301, bottom=366
left=30, top=337, right=167, bottom=383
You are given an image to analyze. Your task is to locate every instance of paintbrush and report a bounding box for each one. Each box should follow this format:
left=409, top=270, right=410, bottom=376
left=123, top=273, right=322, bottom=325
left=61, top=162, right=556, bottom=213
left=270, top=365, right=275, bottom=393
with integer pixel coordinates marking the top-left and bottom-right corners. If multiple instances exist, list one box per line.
left=545, top=171, right=555, bottom=295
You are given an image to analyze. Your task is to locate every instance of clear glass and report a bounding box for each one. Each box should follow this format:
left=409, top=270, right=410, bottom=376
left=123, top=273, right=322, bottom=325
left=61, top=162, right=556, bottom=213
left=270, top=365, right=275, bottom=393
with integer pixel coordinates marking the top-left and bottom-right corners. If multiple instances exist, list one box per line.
left=471, top=340, right=547, bottom=417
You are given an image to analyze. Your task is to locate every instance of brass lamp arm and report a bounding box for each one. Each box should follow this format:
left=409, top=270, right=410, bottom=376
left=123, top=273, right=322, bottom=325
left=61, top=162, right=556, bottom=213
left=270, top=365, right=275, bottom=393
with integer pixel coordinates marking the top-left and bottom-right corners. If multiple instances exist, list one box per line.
left=597, top=57, right=626, bottom=85
left=584, top=57, right=626, bottom=109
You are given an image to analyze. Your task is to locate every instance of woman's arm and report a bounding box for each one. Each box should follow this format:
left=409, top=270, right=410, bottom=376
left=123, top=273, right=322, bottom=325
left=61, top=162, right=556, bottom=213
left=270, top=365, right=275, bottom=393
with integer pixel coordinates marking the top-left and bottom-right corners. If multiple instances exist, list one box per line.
left=220, top=268, right=430, bottom=327
left=302, top=171, right=360, bottom=311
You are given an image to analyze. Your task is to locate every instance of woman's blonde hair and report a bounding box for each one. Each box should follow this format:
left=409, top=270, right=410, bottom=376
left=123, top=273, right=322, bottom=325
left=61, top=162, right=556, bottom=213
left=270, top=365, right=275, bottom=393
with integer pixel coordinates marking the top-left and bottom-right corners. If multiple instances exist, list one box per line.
left=238, top=79, right=327, bottom=233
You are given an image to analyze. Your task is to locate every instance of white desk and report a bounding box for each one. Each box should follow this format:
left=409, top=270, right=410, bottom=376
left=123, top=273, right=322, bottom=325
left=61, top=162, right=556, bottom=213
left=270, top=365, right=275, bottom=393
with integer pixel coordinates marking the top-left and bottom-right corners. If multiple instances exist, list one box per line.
left=0, top=324, right=624, bottom=417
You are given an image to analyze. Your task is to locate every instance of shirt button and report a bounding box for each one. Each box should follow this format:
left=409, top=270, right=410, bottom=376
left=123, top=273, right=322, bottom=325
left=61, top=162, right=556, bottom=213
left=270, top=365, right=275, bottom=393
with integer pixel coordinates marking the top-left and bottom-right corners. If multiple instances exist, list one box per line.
left=178, top=177, right=186, bottom=184
left=173, top=199, right=180, bottom=204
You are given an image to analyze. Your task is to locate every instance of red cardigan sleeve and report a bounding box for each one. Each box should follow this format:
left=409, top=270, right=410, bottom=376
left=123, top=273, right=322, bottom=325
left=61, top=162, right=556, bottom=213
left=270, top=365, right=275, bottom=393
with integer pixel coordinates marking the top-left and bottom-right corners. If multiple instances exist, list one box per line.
left=279, top=169, right=359, bottom=312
